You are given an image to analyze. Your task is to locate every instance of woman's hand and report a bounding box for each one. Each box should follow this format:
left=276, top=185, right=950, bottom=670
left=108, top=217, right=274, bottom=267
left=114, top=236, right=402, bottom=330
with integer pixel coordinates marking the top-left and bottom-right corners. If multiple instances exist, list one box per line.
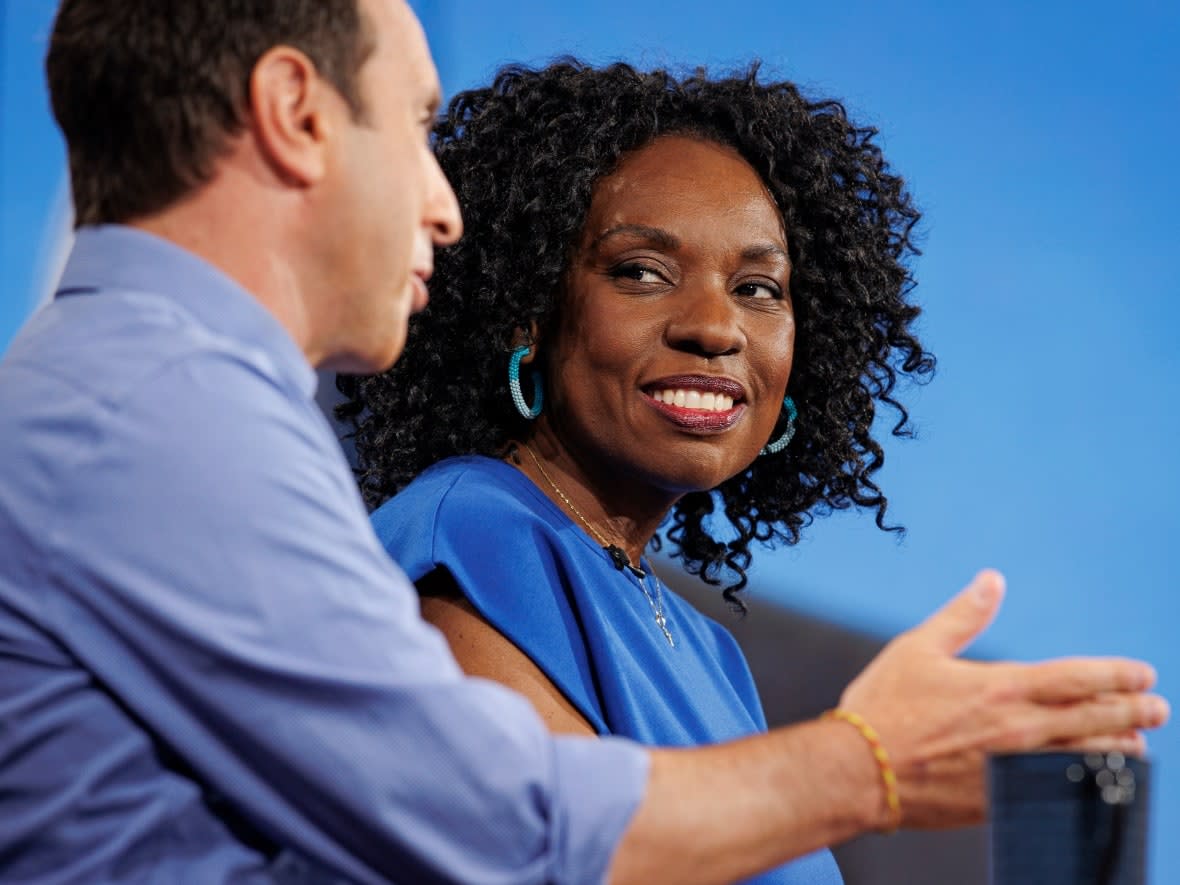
left=838, top=569, right=1169, bottom=830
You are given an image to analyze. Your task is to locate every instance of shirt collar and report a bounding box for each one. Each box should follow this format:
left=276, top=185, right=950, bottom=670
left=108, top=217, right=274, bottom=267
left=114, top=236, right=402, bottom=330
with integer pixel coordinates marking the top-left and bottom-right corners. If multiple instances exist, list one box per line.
left=57, top=225, right=317, bottom=399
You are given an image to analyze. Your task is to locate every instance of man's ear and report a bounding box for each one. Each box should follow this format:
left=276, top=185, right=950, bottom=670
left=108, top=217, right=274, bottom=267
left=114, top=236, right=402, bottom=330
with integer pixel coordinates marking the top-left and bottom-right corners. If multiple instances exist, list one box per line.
left=510, top=321, right=542, bottom=364
left=249, top=46, right=336, bottom=187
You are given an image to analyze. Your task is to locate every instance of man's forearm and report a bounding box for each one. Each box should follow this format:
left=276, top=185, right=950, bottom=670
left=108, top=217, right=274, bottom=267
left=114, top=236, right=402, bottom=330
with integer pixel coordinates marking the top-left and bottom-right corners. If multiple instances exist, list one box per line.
left=608, top=720, right=879, bottom=885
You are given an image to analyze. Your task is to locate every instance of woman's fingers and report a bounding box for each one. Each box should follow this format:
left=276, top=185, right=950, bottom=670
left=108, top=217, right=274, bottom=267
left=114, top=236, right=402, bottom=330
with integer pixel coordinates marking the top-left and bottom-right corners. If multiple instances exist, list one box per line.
left=1022, top=657, right=1157, bottom=703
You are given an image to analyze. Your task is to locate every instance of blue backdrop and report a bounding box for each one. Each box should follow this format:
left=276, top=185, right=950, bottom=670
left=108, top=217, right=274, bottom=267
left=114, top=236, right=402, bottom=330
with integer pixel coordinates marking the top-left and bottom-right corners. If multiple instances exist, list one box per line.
left=3, top=0, right=1177, bottom=878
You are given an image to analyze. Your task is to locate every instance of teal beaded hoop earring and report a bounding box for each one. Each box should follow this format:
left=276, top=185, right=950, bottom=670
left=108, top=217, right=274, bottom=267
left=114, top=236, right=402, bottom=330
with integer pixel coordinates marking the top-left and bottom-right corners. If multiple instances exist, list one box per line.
left=760, top=396, right=797, bottom=456
left=508, top=345, right=543, bottom=420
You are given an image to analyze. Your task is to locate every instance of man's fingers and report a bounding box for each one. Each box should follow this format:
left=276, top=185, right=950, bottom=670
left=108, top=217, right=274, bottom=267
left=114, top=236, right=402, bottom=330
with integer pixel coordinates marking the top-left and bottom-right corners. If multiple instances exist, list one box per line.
left=1047, top=730, right=1148, bottom=758
left=1025, top=693, right=1170, bottom=750
left=913, top=570, right=1006, bottom=656
left=1024, top=658, right=1157, bottom=704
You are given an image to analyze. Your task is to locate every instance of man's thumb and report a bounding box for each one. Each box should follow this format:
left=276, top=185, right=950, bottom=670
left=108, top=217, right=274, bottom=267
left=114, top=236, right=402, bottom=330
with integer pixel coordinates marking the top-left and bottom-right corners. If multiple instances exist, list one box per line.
left=915, top=569, right=1006, bottom=656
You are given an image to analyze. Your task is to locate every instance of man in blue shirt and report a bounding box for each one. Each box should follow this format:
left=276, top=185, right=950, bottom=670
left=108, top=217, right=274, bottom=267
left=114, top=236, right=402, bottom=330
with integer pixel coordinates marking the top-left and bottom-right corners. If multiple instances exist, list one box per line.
left=0, top=2, right=647, bottom=882
left=0, top=1, right=1167, bottom=883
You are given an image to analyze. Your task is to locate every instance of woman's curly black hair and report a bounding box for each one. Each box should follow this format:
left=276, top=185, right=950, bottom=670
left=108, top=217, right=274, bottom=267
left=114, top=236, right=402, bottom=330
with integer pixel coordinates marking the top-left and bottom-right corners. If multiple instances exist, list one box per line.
left=337, top=59, right=935, bottom=609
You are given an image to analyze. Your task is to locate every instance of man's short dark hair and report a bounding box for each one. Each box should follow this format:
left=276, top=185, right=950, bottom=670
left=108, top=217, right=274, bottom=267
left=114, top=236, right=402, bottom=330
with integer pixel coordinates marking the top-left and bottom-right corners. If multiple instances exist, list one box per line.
left=47, top=0, right=375, bottom=227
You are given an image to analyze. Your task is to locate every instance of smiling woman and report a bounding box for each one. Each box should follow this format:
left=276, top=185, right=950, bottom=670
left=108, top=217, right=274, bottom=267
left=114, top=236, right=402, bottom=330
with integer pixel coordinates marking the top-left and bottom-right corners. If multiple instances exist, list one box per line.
left=339, top=60, right=932, bottom=605
left=336, top=59, right=932, bottom=883
left=545, top=136, right=797, bottom=512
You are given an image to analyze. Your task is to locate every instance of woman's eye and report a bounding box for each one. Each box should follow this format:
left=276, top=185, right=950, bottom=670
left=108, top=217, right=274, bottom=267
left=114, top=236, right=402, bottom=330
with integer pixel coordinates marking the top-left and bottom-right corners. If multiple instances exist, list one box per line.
left=736, top=281, right=782, bottom=300
left=610, top=263, right=662, bottom=283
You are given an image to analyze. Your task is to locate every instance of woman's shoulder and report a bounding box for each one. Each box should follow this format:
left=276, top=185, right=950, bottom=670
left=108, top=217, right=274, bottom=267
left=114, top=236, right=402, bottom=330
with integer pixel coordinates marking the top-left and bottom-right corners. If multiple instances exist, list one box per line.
left=370, top=454, right=579, bottom=579
left=377, top=454, right=560, bottom=527
left=373, top=456, right=531, bottom=536
left=372, top=455, right=610, bottom=730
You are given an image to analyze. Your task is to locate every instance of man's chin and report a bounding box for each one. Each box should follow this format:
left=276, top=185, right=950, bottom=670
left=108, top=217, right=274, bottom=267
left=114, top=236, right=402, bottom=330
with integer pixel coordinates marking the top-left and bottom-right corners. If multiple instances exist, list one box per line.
left=366, top=336, right=408, bottom=374
left=320, top=331, right=407, bottom=376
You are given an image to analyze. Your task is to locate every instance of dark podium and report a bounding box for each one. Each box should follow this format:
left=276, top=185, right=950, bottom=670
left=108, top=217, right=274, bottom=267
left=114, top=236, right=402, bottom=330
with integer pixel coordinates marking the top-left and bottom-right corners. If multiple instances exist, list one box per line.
left=990, top=752, right=1151, bottom=885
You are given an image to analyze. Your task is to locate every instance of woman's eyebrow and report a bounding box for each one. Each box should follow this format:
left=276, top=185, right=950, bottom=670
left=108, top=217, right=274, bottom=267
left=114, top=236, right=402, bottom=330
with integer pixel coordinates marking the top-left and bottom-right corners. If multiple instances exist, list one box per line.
left=742, top=243, right=792, bottom=269
left=589, top=224, right=680, bottom=252
left=589, top=227, right=790, bottom=271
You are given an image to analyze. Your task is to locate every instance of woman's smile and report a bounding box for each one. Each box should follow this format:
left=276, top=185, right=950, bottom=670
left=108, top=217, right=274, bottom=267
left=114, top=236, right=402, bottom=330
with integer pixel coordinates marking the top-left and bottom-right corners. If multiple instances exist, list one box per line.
left=541, top=134, right=795, bottom=497
left=642, top=374, right=748, bottom=432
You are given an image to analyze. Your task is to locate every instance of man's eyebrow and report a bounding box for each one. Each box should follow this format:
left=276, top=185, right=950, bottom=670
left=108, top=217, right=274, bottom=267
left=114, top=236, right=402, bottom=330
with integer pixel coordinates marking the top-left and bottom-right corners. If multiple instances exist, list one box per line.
left=590, top=225, right=680, bottom=252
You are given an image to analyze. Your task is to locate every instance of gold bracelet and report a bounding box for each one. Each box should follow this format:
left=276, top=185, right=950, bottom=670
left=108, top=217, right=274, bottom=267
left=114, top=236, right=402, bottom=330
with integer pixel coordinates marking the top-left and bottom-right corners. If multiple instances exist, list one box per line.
left=823, top=708, right=902, bottom=834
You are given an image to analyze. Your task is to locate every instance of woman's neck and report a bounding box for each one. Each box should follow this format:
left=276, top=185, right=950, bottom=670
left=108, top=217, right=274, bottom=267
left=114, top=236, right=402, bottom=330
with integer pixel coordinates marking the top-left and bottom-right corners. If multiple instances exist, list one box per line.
left=509, top=429, right=678, bottom=570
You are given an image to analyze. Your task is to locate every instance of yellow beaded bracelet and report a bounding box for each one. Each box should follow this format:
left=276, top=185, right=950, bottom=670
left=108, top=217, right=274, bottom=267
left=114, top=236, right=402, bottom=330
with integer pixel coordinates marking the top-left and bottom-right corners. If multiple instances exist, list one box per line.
left=822, top=708, right=902, bottom=834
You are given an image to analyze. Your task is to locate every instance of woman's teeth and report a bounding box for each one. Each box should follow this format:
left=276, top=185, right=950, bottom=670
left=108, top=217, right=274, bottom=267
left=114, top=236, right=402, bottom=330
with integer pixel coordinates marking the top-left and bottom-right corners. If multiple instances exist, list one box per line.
left=650, top=389, right=735, bottom=411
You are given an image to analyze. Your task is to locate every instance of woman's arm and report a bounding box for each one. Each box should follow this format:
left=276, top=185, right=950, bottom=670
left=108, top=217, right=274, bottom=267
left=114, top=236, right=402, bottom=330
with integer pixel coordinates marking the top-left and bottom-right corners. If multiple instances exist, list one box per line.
left=418, top=572, right=596, bottom=736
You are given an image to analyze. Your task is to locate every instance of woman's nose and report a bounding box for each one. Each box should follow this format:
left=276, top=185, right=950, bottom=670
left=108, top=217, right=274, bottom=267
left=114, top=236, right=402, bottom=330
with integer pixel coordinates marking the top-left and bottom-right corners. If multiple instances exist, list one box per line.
left=664, top=282, right=745, bottom=357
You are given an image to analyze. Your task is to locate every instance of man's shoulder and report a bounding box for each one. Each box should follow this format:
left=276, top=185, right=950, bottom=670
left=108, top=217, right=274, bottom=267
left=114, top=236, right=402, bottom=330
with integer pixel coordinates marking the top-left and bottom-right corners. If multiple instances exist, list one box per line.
left=0, top=289, right=281, bottom=414
left=0, top=289, right=315, bottom=548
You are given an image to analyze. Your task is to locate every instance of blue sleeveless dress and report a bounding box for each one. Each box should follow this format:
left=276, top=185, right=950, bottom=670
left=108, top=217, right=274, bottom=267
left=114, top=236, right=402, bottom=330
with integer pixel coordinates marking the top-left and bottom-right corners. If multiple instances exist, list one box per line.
left=372, top=456, right=843, bottom=884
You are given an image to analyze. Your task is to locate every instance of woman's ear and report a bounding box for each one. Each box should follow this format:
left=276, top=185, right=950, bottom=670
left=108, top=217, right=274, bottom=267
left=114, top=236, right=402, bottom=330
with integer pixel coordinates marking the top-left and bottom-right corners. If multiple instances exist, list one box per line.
left=510, top=321, right=541, bottom=364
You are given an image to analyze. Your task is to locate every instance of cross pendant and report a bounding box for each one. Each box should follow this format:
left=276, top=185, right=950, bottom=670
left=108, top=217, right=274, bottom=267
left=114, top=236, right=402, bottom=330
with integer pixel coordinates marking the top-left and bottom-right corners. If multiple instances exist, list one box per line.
left=655, top=613, right=675, bottom=647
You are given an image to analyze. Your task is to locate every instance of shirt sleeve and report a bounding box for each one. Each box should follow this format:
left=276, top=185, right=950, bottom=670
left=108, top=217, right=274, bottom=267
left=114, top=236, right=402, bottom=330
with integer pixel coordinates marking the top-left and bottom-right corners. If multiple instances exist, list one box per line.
left=40, top=348, right=648, bottom=885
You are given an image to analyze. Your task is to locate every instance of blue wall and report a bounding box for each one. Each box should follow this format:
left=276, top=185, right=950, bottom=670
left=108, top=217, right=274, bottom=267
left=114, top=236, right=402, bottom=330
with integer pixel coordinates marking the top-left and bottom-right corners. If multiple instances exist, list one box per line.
left=1, top=2, right=67, bottom=349
left=4, top=0, right=1178, bottom=877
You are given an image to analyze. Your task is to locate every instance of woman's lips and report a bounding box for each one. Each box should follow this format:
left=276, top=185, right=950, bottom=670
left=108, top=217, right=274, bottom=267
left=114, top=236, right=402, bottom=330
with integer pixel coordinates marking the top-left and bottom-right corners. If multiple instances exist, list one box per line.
left=645, top=374, right=746, bottom=399
left=640, top=375, right=748, bottom=432
left=643, top=392, right=747, bottom=432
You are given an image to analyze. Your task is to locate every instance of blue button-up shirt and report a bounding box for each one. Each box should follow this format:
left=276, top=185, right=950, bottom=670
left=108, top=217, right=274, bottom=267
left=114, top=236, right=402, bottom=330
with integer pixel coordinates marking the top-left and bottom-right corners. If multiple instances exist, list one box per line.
left=0, top=226, right=647, bottom=884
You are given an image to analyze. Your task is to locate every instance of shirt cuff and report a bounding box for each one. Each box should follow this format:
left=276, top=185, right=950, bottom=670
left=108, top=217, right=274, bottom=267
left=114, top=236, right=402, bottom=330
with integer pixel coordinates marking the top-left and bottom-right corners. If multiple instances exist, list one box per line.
left=547, top=735, right=650, bottom=885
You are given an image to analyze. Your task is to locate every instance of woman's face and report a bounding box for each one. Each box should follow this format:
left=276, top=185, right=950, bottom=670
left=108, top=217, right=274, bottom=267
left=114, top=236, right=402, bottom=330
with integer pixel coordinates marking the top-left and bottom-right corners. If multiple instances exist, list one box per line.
left=543, top=134, right=795, bottom=496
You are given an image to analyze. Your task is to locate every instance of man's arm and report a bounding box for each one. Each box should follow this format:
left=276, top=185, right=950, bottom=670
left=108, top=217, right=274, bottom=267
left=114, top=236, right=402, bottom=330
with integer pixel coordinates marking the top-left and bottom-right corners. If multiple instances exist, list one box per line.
left=41, top=349, right=645, bottom=885
left=608, top=570, right=1165, bottom=885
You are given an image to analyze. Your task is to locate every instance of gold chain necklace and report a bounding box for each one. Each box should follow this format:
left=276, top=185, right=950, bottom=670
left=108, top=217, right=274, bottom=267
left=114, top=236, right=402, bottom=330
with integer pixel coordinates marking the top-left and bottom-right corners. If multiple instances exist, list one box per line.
left=521, top=443, right=675, bottom=647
